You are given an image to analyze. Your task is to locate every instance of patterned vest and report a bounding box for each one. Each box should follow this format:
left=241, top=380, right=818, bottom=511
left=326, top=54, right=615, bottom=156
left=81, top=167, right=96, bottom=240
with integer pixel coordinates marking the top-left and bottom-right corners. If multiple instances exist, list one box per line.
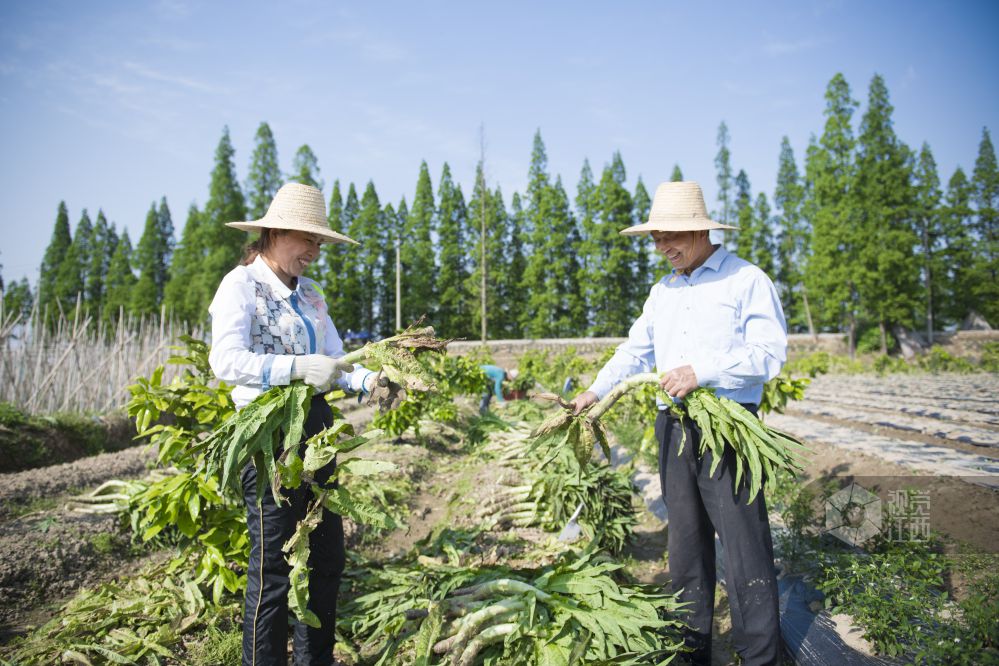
left=247, top=277, right=328, bottom=356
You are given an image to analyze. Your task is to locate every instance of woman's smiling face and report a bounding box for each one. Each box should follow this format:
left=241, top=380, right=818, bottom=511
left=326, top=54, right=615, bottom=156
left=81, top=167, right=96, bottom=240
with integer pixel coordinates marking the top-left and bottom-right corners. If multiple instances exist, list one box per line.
left=263, top=230, right=323, bottom=286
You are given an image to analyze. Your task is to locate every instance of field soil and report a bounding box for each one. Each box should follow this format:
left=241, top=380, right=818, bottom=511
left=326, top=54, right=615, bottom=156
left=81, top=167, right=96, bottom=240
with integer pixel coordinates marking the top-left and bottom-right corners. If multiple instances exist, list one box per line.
left=2, top=372, right=997, bottom=665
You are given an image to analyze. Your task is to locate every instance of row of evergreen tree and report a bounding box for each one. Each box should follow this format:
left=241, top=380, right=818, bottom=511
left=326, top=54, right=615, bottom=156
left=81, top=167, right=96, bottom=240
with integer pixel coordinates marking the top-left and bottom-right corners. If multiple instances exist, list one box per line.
left=4, top=72, right=996, bottom=349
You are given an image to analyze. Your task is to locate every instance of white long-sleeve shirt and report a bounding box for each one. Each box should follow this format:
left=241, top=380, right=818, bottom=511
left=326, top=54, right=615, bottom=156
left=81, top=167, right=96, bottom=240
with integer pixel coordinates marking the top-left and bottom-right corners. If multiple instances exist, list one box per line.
left=208, top=255, right=372, bottom=408
left=588, top=245, right=787, bottom=407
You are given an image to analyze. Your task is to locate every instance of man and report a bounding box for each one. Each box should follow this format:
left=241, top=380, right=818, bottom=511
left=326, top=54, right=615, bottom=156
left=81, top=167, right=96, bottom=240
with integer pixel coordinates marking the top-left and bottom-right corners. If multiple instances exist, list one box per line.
left=569, top=181, right=787, bottom=665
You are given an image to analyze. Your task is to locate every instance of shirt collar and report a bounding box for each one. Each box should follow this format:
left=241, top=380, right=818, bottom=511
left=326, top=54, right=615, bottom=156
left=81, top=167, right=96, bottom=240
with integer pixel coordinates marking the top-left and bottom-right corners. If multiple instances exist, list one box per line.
left=251, top=255, right=296, bottom=298
left=669, top=244, right=728, bottom=281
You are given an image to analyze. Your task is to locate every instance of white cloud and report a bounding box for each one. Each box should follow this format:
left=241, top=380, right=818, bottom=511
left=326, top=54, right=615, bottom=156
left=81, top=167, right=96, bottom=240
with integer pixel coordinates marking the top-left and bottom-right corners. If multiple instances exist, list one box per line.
left=763, top=38, right=819, bottom=57
left=121, top=61, right=217, bottom=94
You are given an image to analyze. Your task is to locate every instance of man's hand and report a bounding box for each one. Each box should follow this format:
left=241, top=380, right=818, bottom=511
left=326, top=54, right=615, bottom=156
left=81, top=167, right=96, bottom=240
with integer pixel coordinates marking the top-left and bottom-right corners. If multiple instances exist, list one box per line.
left=291, top=355, right=355, bottom=392
left=364, top=373, right=406, bottom=411
left=566, top=390, right=598, bottom=416
left=659, top=365, right=699, bottom=399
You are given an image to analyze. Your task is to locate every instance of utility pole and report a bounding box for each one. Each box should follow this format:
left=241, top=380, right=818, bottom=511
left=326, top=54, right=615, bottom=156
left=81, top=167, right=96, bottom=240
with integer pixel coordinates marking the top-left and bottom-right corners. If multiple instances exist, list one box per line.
left=479, top=124, right=488, bottom=343
left=395, top=241, right=401, bottom=331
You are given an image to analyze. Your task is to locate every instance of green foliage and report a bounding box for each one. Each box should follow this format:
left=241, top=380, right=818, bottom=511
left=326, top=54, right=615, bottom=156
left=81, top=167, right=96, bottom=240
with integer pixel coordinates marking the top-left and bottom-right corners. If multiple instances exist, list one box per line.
left=785, top=351, right=832, bottom=377
left=339, top=540, right=686, bottom=665
left=163, top=203, right=205, bottom=323
left=804, top=73, right=862, bottom=351
left=759, top=373, right=810, bottom=415
left=981, top=341, right=999, bottom=372
left=132, top=199, right=174, bottom=316
left=37, top=201, right=73, bottom=321
left=436, top=163, right=470, bottom=338
left=372, top=354, right=487, bottom=437
left=515, top=347, right=595, bottom=395
left=402, top=161, right=438, bottom=325
left=190, top=623, right=242, bottom=666
left=917, top=346, right=976, bottom=374
left=3, top=557, right=233, bottom=665
left=289, top=143, right=323, bottom=190
left=103, top=229, right=136, bottom=323
left=246, top=121, right=283, bottom=219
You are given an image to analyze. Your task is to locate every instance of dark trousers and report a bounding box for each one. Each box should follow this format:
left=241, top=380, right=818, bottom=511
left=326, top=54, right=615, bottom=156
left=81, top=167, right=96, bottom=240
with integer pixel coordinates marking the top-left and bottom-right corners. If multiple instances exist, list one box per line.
left=656, top=408, right=781, bottom=666
left=242, top=395, right=346, bottom=666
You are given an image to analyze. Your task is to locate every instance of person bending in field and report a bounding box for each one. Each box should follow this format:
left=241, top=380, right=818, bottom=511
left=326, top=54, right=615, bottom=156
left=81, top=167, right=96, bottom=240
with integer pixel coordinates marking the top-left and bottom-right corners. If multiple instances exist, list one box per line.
left=568, top=181, right=788, bottom=666
left=208, top=183, right=401, bottom=666
left=478, top=365, right=518, bottom=414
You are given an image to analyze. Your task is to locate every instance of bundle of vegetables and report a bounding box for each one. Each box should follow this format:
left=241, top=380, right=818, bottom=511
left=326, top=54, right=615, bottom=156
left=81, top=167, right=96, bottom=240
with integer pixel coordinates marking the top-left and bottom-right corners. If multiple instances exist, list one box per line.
left=338, top=534, right=686, bottom=665
left=531, top=373, right=808, bottom=503
left=192, top=324, right=448, bottom=504
left=372, top=354, right=489, bottom=438
left=475, top=421, right=637, bottom=553
left=4, top=555, right=233, bottom=666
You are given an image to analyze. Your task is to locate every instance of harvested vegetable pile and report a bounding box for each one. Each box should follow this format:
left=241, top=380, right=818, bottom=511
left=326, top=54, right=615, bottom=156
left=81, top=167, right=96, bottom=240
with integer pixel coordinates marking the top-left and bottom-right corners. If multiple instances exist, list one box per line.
left=531, top=372, right=808, bottom=503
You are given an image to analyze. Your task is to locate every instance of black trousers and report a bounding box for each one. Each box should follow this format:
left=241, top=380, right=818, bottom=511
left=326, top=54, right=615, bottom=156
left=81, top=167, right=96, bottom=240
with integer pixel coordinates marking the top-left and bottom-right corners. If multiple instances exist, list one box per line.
left=242, top=395, right=346, bottom=666
left=656, top=407, right=781, bottom=666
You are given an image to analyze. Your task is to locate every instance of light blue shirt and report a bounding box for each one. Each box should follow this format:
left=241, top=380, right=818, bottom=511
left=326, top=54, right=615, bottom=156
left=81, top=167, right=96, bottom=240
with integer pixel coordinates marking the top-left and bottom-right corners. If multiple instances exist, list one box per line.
left=587, top=245, right=787, bottom=407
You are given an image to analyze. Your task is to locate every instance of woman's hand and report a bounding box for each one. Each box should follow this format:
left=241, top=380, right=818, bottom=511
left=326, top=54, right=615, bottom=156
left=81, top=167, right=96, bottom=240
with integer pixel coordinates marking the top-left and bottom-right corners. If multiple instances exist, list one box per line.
left=291, top=355, right=355, bottom=391
left=364, top=373, right=406, bottom=411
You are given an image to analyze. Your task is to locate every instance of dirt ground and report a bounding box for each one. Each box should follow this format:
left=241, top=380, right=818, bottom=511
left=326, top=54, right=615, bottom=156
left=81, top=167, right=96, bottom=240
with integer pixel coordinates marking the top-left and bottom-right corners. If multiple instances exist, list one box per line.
left=3, top=373, right=996, bottom=664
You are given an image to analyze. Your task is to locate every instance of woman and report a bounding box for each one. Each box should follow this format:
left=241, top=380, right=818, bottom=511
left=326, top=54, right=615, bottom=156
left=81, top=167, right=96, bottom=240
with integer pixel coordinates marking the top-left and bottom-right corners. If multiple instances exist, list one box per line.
left=208, top=182, right=388, bottom=666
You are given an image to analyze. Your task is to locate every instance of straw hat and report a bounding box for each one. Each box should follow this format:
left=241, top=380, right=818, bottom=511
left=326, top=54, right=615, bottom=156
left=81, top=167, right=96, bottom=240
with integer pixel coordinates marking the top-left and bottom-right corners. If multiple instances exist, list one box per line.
left=620, top=181, right=737, bottom=236
left=226, top=182, right=358, bottom=245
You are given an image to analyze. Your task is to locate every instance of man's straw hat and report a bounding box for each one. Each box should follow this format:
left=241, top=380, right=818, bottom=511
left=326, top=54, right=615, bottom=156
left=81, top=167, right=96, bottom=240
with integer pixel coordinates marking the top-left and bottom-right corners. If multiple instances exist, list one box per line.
left=620, top=181, right=737, bottom=236
left=227, top=182, right=358, bottom=245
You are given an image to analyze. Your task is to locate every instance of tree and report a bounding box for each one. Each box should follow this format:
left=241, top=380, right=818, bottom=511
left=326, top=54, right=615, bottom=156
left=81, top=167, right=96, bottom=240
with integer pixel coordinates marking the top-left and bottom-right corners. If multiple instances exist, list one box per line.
left=853, top=74, right=919, bottom=353
left=163, top=204, right=204, bottom=323
left=803, top=73, right=861, bottom=355
left=435, top=163, right=469, bottom=338
left=375, top=201, right=402, bottom=337
left=633, top=177, right=656, bottom=286
left=84, top=210, right=113, bottom=315
left=752, top=193, right=777, bottom=278
left=1, top=278, right=33, bottom=321
left=502, top=192, right=527, bottom=338
left=38, top=202, right=73, bottom=319
left=319, top=181, right=346, bottom=311
left=670, top=164, right=684, bottom=182
left=195, top=126, right=248, bottom=322
left=972, top=127, right=998, bottom=325
left=575, top=159, right=598, bottom=328
left=774, top=136, right=812, bottom=335
left=734, top=170, right=754, bottom=261
left=104, top=230, right=136, bottom=324
left=132, top=198, right=174, bottom=317
left=340, top=182, right=382, bottom=336
left=289, top=144, right=323, bottom=191
left=401, top=162, right=437, bottom=325
left=246, top=122, right=283, bottom=219
left=586, top=153, right=636, bottom=336
left=939, top=168, right=978, bottom=324
left=329, top=183, right=361, bottom=328
left=714, top=121, right=735, bottom=250
left=51, top=210, right=89, bottom=319
left=912, top=143, right=943, bottom=341
left=465, top=165, right=509, bottom=340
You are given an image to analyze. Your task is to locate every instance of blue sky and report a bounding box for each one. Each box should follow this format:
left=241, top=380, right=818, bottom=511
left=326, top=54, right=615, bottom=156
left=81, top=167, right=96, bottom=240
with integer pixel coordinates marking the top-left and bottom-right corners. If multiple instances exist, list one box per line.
left=1, top=1, right=997, bottom=285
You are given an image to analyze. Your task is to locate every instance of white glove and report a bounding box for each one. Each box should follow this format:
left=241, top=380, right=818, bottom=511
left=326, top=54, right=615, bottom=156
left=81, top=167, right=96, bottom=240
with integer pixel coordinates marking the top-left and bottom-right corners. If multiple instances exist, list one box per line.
left=290, top=355, right=355, bottom=391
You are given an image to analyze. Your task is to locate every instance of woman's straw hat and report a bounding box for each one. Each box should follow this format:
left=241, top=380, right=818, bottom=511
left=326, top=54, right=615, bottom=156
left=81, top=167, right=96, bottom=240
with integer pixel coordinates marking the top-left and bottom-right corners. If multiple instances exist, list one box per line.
left=620, top=181, right=737, bottom=236
left=226, top=182, right=358, bottom=245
